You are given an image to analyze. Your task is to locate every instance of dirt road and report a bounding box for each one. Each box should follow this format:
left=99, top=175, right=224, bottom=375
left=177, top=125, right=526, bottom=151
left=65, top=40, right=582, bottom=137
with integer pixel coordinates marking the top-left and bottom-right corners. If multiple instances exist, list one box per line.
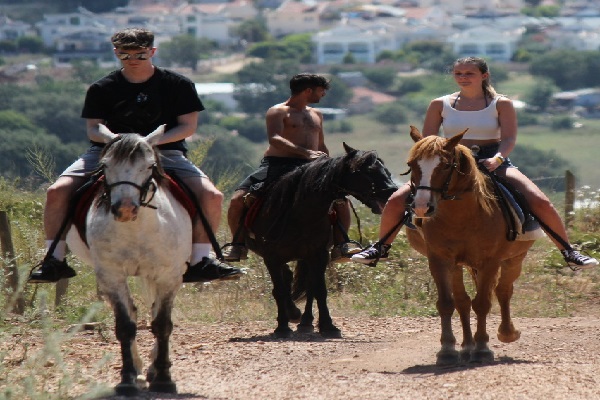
left=32, top=315, right=600, bottom=399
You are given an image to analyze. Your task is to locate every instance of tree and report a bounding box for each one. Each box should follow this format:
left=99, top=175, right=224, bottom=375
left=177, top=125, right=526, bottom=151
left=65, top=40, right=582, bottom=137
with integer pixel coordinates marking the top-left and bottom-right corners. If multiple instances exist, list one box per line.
left=362, top=68, right=397, bottom=90
left=523, top=78, right=557, bottom=112
left=159, top=35, right=217, bottom=71
left=16, top=36, right=44, bottom=53
left=318, top=75, right=353, bottom=109
left=371, top=101, right=409, bottom=132
left=233, top=18, right=271, bottom=44
left=529, top=50, right=600, bottom=90
left=234, top=60, right=294, bottom=115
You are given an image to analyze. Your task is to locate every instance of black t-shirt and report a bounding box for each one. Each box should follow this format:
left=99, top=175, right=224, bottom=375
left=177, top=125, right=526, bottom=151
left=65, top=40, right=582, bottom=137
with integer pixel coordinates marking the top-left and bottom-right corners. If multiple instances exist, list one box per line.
left=81, top=67, right=205, bottom=152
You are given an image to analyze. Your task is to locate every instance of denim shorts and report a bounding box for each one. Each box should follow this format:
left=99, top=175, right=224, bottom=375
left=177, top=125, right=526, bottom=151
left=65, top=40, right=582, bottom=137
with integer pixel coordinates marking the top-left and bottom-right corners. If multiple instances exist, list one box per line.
left=61, top=147, right=207, bottom=179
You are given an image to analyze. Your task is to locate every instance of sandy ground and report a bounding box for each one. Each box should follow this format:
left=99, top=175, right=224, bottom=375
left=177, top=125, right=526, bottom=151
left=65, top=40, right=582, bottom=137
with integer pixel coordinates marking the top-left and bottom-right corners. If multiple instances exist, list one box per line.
left=6, top=314, right=600, bottom=399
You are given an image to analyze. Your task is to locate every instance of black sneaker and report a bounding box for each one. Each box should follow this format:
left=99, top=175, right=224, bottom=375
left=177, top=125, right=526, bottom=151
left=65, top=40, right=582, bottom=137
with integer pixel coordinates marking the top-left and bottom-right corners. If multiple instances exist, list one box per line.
left=351, top=243, right=391, bottom=267
left=561, top=249, right=599, bottom=270
left=183, top=257, right=243, bottom=283
left=28, top=256, right=77, bottom=283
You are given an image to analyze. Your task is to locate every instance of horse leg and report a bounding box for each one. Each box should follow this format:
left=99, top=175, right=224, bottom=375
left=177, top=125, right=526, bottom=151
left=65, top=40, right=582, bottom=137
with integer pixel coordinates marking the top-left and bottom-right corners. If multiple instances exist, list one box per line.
left=147, top=290, right=177, bottom=394
left=283, top=266, right=301, bottom=323
left=470, top=264, right=501, bottom=363
left=452, top=267, right=474, bottom=362
left=267, top=261, right=294, bottom=338
left=311, top=252, right=341, bottom=338
left=295, top=259, right=314, bottom=333
left=429, top=257, right=459, bottom=366
left=297, top=290, right=315, bottom=333
left=496, top=255, right=525, bottom=343
left=108, top=292, right=141, bottom=397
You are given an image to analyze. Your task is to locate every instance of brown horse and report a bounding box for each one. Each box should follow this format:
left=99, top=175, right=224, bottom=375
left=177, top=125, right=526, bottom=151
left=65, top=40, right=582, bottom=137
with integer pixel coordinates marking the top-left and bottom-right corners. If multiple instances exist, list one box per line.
left=405, top=126, right=535, bottom=366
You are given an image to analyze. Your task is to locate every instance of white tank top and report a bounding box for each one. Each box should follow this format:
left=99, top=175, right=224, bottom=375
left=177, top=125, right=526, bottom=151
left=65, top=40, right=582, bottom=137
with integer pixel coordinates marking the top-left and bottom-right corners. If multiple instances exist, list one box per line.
left=440, top=94, right=501, bottom=140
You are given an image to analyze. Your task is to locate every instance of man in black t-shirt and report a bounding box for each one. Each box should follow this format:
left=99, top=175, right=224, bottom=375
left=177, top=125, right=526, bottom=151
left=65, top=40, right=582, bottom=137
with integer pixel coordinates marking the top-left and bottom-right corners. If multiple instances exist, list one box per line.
left=29, top=28, right=241, bottom=283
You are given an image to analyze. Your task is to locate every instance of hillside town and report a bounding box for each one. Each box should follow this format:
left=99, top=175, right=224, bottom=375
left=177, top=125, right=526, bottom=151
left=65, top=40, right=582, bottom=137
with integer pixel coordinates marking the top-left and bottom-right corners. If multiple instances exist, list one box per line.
left=0, top=0, right=599, bottom=67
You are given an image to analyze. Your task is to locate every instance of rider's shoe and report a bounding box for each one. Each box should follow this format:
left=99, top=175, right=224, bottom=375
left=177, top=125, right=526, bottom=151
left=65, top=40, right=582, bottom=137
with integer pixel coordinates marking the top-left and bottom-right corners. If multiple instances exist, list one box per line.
left=351, top=243, right=391, bottom=267
left=183, top=257, right=243, bottom=283
left=561, top=249, right=599, bottom=270
left=28, top=256, right=77, bottom=283
left=331, top=241, right=363, bottom=263
left=222, top=243, right=248, bottom=262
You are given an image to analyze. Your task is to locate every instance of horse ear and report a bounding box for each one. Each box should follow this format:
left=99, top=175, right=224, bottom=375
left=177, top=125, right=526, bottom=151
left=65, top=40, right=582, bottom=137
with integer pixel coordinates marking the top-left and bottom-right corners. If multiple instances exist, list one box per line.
left=145, top=124, right=166, bottom=146
left=445, top=128, right=468, bottom=150
left=409, top=125, right=423, bottom=143
left=343, top=142, right=357, bottom=154
left=98, top=124, right=118, bottom=143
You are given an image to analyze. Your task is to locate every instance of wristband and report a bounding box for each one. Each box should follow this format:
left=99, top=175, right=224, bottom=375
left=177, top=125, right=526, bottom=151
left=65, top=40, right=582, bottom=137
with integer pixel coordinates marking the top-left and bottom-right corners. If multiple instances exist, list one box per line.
left=495, top=155, right=505, bottom=164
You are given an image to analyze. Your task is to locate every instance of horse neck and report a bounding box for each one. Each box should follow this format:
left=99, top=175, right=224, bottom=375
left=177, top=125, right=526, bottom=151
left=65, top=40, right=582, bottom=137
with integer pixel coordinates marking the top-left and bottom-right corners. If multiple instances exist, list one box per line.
left=449, top=162, right=495, bottom=215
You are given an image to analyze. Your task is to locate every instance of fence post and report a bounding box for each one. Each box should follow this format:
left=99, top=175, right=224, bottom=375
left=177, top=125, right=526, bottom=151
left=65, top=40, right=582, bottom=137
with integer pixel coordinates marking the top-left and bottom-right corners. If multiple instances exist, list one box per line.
left=564, top=170, right=575, bottom=229
left=0, top=211, right=25, bottom=314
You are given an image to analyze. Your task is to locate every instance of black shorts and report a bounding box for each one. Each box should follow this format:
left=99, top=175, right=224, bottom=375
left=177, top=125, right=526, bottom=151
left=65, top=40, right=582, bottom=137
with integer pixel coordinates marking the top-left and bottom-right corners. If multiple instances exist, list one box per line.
left=236, top=156, right=310, bottom=192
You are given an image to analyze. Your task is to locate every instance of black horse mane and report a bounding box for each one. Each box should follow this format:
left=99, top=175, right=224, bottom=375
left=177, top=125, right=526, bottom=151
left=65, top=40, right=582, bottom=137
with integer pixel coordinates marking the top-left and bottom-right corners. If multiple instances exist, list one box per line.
left=99, top=134, right=165, bottom=184
left=261, top=150, right=379, bottom=222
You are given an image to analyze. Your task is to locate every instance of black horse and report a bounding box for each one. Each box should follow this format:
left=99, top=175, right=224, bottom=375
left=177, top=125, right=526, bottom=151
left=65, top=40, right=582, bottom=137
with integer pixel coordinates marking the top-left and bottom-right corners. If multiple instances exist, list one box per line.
left=245, top=143, right=398, bottom=338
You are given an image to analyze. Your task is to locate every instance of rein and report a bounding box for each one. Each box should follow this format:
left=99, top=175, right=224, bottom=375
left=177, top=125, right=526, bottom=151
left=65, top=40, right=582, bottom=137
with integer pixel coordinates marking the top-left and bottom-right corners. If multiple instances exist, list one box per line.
left=410, top=148, right=466, bottom=201
left=101, top=164, right=159, bottom=209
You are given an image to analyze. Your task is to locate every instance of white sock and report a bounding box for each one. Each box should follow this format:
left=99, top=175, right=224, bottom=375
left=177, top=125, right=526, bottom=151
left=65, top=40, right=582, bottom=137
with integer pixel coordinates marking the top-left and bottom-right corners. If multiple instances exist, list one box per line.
left=46, top=240, right=66, bottom=261
left=190, top=243, right=211, bottom=265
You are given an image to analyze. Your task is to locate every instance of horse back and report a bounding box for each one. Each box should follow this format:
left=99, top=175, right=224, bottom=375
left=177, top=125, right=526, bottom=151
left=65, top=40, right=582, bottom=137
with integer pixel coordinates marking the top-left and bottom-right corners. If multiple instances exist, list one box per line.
left=405, top=196, right=535, bottom=267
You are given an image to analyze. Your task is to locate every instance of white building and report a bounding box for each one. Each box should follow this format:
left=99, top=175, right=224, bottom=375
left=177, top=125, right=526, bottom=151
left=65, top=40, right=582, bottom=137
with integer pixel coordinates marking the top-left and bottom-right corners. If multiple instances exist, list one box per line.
left=265, top=0, right=325, bottom=38
left=313, top=20, right=402, bottom=64
left=448, top=25, right=525, bottom=62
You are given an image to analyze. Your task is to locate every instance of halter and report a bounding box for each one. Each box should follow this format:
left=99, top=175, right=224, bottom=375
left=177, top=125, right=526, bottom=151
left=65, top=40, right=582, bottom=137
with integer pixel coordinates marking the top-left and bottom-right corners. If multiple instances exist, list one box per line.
left=101, top=164, right=159, bottom=209
left=409, top=148, right=466, bottom=201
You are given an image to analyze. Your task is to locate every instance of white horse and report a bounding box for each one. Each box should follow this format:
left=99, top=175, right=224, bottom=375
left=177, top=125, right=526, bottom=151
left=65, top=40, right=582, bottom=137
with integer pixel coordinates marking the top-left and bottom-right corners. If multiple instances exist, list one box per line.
left=66, top=125, right=192, bottom=396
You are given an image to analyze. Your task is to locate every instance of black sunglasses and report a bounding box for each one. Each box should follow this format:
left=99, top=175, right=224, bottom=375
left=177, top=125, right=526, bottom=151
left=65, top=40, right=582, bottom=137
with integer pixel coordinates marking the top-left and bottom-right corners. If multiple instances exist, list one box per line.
left=116, top=52, right=150, bottom=61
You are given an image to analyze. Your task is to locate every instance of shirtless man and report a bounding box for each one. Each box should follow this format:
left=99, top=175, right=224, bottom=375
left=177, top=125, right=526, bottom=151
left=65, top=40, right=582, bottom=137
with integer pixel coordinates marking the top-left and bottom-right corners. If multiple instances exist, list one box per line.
left=222, top=73, right=361, bottom=262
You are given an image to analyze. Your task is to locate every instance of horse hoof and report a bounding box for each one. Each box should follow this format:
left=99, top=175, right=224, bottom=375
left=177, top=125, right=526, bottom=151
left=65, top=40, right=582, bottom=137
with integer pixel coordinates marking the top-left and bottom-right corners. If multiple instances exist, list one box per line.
left=436, top=350, right=459, bottom=366
left=319, top=328, right=342, bottom=339
left=287, top=307, right=302, bottom=323
left=115, top=383, right=139, bottom=397
left=470, top=348, right=494, bottom=364
left=498, top=329, right=521, bottom=343
left=149, top=380, right=177, bottom=393
left=296, top=324, right=314, bottom=333
left=273, top=328, right=293, bottom=339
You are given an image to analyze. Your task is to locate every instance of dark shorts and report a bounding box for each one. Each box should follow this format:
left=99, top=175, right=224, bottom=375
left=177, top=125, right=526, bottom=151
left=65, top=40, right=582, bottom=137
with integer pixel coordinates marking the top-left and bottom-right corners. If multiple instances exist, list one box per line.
left=62, top=147, right=207, bottom=179
left=469, top=143, right=515, bottom=169
left=236, top=156, right=310, bottom=192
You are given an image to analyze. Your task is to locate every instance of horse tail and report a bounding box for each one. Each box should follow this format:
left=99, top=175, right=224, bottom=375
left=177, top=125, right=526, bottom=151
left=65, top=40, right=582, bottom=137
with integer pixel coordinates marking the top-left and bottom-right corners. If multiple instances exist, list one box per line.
left=291, top=260, right=308, bottom=302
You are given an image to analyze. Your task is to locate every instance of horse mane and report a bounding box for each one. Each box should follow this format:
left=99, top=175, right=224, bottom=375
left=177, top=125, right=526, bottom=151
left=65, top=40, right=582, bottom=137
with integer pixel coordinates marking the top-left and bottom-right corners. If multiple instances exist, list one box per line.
left=408, top=136, right=496, bottom=215
left=100, top=134, right=165, bottom=184
left=261, top=150, right=378, bottom=222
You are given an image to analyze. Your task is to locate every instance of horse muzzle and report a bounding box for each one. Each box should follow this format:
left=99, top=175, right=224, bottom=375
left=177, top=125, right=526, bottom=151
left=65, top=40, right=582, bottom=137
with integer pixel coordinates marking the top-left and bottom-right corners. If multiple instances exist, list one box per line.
left=411, top=202, right=435, bottom=218
left=111, top=199, right=139, bottom=222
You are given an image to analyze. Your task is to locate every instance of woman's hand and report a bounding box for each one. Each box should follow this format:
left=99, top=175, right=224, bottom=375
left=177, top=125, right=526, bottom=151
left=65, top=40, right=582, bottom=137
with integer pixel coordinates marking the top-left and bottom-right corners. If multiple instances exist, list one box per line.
left=479, top=156, right=503, bottom=172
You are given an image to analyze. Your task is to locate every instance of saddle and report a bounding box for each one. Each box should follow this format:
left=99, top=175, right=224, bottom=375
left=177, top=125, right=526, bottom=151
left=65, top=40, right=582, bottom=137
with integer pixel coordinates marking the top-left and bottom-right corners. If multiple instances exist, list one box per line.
left=240, top=185, right=349, bottom=241
left=492, top=177, right=544, bottom=241
left=72, top=172, right=197, bottom=246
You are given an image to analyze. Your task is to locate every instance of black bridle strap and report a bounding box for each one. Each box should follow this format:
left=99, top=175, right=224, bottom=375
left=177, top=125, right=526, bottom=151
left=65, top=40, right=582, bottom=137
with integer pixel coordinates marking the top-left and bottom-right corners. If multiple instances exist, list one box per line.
left=103, top=174, right=158, bottom=209
left=410, top=149, right=465, bottom=201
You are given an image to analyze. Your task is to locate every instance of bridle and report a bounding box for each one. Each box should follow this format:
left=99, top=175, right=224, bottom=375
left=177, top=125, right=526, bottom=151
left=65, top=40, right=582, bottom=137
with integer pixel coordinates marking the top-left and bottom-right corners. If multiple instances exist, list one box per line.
left=409, top=148, right=466, bottom=201
left=332, top=157, right=393, bottom=201
left=101, top=164, right=159, bottom=210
